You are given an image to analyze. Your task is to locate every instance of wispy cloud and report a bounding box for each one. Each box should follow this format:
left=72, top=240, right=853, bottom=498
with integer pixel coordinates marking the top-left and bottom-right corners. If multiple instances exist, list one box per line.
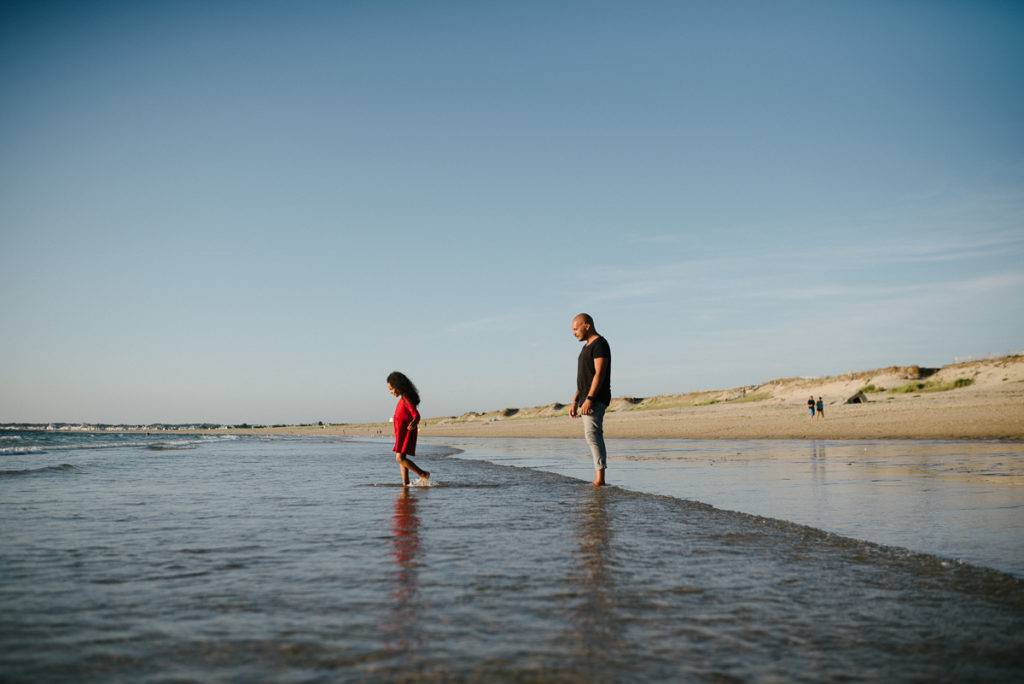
left=579, top=226, right=1024, bottom=306
left=616, top=182, right=1024, bottom=294
left=782, top=231, right=1024, bottom=266
left=749, top=271, right=1024, bottom=301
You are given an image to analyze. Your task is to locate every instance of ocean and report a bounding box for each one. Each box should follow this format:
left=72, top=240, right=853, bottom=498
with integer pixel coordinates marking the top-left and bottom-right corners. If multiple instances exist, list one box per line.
left=2, top=431, right=1023, bottom=681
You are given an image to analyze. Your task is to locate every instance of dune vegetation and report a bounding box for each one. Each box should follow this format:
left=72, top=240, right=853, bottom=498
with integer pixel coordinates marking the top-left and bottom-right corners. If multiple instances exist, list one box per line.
left=889, top=378, right=975, bottom=394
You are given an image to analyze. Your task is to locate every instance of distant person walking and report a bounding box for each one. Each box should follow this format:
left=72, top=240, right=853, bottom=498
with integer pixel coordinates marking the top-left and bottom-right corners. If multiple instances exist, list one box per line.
left=570, top=313, right=611, bottom=487
left=387, top=371, right=430, bottom=486
left=816, top=396, right=825, bottom=418
left=807, top=396, right=816, bottom=418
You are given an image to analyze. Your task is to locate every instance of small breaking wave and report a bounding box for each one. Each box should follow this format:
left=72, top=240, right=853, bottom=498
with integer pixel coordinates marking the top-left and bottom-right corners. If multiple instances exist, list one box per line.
left=0, top=435, right=22, bottom=441
left=0, top=463, right=78, bottom=477
left=1, top=435, right=242, bottom=455
left=147, top=439, right=202, bottom=451
left=4, top=442, right=149, bottom=454
left=0, top=446, right=46, bottom=454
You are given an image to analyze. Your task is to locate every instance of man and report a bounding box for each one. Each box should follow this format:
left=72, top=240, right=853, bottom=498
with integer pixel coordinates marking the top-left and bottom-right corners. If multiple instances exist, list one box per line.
left=569, top=313, right=611, bottom=486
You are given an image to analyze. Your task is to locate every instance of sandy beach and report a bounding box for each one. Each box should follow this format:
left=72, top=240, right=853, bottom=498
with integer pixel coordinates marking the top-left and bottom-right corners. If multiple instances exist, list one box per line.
left=238, top=355, right=1024, bottom=441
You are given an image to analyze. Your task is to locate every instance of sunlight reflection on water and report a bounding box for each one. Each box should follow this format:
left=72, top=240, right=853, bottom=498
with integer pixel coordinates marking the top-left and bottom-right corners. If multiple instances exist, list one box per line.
left=438, top=436, right=1024, bottom=576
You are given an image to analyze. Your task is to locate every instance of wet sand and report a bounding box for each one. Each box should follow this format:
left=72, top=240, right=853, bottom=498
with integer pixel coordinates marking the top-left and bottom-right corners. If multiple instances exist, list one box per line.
left=431, top=436, right=1024, bottom=576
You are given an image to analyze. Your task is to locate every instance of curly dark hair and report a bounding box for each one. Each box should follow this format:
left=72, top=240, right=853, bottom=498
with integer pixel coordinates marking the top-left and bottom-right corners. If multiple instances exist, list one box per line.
left=386, top=371, right=421, bottom=406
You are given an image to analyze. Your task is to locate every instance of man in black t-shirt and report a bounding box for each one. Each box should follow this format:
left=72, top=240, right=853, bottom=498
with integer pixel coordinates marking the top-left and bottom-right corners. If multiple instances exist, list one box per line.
left=569, top=312, right=611, bottom=486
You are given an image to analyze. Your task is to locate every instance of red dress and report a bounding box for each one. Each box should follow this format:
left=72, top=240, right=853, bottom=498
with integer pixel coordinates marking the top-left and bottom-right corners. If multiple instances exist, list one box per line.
left=393, top=396, right=420, bottom=455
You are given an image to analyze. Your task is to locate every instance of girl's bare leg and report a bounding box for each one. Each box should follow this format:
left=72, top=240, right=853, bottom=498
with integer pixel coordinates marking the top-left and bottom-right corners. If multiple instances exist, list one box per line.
left=396, top=453, right=411, bottom=485
left=395, top=453, right=429, bottom=483
left=405, top=458, right=429, bottom=480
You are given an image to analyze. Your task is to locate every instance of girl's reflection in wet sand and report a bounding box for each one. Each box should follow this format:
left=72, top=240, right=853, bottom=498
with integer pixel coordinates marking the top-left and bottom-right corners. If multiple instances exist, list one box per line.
left=392, top=488, right=420, bottom=580
left=385, top=488, right=422, bottom=658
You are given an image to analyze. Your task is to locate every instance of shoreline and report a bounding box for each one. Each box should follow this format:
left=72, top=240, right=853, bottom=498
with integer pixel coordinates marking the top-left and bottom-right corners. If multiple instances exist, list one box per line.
left=15, top=355, right=1024, bottom=442
left=211, top=354, right=1024, bottom=441
left=204, top=405, right=1024, bottom=442
left=195, top=387, right=1024, bottom=442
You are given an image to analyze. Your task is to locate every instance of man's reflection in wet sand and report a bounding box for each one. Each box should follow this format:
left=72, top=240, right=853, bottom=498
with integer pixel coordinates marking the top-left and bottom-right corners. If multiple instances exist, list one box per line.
left=384, top=488, right=421, bottom=658
left=565, top=487, right=620, bottom=673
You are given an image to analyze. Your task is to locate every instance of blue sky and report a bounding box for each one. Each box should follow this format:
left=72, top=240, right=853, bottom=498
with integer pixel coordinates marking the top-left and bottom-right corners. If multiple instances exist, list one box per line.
left=2, top=1, right=1022, bottom=423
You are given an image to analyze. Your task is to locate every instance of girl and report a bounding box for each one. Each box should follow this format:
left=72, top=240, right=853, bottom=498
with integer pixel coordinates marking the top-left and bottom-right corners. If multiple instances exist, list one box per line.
left=387, top=371, right=430, bottom=485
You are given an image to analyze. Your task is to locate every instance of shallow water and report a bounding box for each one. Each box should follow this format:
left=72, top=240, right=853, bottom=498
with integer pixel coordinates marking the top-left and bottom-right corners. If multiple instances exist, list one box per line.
left=434, top=437, right=1024, bottom=577
left=2, top=433, right=1023, bottom=681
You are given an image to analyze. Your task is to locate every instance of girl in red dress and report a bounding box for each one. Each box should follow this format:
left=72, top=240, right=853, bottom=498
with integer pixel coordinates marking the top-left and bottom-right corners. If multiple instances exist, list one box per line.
left=387, top=371, right=430, bottom=485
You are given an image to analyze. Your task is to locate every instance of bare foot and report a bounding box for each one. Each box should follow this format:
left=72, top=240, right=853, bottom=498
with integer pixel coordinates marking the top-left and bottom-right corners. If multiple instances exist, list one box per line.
left=422, top=471, right=430, bottom=480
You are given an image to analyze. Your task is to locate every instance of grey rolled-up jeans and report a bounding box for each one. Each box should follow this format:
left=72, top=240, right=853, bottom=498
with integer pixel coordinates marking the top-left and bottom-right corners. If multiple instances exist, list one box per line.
left=582, top=401, right=608, bottom=469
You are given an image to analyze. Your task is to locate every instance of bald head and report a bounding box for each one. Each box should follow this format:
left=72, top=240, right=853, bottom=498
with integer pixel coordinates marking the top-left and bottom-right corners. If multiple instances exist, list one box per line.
left=571, top=313, right=597, bottom=341
left=573, top=313, right=594, bottom=326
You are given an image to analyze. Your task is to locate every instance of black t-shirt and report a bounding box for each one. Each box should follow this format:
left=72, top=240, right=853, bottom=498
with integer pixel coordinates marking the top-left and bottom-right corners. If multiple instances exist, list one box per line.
left=577, top=336, right=611, bottom=405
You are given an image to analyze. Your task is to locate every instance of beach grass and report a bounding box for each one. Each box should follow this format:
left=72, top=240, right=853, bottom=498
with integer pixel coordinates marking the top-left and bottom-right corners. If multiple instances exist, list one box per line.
left=729, top=391, right=773, bottom=403
left=889, top=378, right=974, bottom=394
left=638, top=394, right=716, bottom=410
left=694, top=391, right=771, bottom=407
